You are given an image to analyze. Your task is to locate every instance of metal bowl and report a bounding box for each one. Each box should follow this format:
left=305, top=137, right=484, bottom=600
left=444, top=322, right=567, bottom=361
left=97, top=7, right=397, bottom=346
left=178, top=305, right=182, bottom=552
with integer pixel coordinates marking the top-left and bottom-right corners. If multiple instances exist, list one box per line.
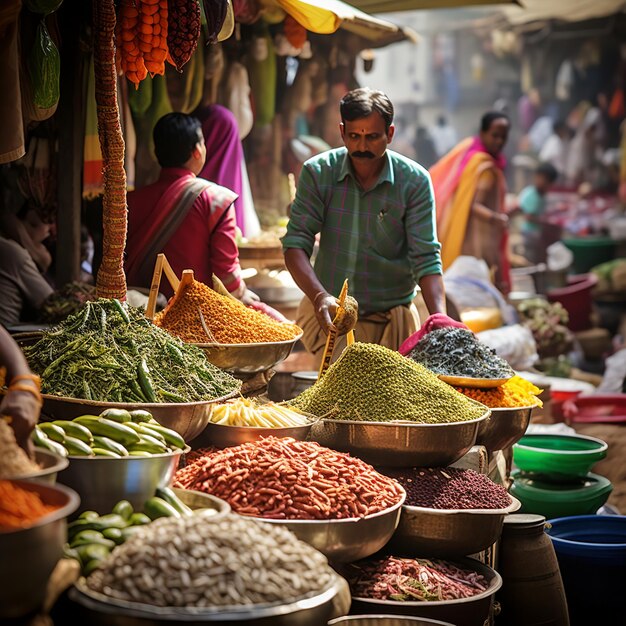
left=252, top=490, right=406, bottom=563
left=349, top=558, right=502, bottom=626
left=58, top=448, right=187, bottom=515
left=68, top=575, right=343, bottom=625
left=39, top=392, right=239, bottom=442
left=310, top=413, right=490, bottom=468
left=193, top=420, right=315, bottom=449
left=4, top=448, right=69, bottom=484
left=475, top=405, right=534, bottom=451
left=0, top=479, right=80, bottom=619
left=193, top=333, right=302, bottom=375
left=389, top=496, right=522, bottom=558
left=437, top=374, right=512, bottom=389
left=329, top=616, right=455, bottom=625
left=173, top=487, right=230, bottom=517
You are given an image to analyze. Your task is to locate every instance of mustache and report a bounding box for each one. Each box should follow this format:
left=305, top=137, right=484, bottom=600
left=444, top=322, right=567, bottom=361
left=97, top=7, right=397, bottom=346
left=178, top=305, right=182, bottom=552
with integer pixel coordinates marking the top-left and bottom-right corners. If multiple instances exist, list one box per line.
left=351, top=151, right=376, bottom=159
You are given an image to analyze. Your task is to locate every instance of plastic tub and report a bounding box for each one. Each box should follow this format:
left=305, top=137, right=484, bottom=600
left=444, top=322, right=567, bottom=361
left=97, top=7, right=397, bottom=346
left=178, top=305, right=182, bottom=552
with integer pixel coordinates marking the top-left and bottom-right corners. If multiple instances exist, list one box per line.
left=562, top=393, right=626, bottom=424
left=562, top=236, right=616, bottom=274
left=546, top=515, right=626, bottom=623
left=510, top=470, right=613, bottom=518
left=546, top=273, right=598, bottom=332
left=512, top=433, right=608, bottom=480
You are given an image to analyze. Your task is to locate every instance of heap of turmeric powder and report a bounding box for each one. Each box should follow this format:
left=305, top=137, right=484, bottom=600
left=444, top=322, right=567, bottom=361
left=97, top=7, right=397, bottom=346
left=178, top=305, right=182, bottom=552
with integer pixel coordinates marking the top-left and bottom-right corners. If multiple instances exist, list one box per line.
left=456, top=375, right=543, bottom=408
left=0, top=480, right=60, bottom=530
left=154, top=279, right=302, bottom=344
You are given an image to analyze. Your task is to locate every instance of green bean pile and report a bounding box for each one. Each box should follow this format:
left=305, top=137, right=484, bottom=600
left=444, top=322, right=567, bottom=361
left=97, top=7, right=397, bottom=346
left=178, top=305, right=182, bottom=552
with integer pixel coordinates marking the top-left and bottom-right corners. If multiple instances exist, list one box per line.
left=24, top=299, right=241, bottom=403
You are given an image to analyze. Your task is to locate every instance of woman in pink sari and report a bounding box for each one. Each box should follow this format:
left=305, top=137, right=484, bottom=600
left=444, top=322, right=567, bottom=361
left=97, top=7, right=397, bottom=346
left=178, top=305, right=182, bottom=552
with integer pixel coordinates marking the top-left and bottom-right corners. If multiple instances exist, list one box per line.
left=429, top=111, right=511, bottom=293
left=194, top=104, right=259, bottom=237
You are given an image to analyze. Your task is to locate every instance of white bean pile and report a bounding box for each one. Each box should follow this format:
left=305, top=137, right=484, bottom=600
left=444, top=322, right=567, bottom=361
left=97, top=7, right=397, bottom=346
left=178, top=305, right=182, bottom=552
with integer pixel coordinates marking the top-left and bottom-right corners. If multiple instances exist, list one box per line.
left=86, top=512, right=335, bottom=608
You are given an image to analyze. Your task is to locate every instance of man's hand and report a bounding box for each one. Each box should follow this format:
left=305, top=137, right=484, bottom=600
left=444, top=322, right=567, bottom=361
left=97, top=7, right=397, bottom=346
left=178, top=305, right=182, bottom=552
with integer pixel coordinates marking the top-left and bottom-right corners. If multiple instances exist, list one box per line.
left=313, top=292, right=338, bottom=334
left=0, top=388, right=39, bottom=456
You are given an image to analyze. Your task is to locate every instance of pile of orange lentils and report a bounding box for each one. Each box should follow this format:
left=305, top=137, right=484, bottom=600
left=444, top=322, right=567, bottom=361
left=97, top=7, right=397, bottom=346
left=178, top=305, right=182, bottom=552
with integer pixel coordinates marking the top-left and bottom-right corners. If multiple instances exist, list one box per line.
left=154, top=280, right=302, bottom=344
left=0, top=480, right=60, bottom=530
left=456, top=376, right=543, bottom=409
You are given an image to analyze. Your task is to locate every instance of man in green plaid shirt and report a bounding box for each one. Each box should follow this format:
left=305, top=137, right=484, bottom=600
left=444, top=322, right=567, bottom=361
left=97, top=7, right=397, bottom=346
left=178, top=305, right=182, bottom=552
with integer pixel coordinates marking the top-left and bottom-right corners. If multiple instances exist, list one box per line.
left=282, top=88, right=447, bottom=361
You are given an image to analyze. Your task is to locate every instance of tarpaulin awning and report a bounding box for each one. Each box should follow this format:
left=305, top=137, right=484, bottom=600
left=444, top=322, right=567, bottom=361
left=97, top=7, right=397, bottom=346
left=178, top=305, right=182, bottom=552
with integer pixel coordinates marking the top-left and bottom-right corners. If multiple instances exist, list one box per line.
left=345, top=0, right=519, bottom=13
left=273, top=0, right=419, bottom=46
left=500, top=0, right=626, bottom=25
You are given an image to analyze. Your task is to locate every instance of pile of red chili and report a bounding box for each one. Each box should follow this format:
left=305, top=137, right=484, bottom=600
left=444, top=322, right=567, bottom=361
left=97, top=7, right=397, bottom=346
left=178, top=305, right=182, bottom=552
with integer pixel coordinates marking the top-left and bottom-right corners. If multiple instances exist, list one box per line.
left=347, top=556, right=488, bottom=602
left=0, top=480, right=59, bottom=530
left=383, top=467, right=511, bottom=510
left=174, top=436, right=405, bottom=520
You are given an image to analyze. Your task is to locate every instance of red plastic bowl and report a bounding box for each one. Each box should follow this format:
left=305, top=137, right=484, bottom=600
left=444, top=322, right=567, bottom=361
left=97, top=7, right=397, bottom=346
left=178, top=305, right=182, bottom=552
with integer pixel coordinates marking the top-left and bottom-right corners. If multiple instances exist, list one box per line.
left=562, top=394, right=626, bottom=424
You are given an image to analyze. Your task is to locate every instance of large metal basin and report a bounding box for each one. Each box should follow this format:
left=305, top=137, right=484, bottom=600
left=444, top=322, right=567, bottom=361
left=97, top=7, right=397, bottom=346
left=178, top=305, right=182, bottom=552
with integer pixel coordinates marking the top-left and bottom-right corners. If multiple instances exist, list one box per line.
left=389, top=496, right=521, bottom=558
left=173, top=488, right=230, bottom=517
left=39, top=392, right=238, bottom=442
left=193, top=333, right=302, bottom=375
left=253, top=490, right=406, bottom=563
left=329, top=617, right=455, bottom=625
left=194, top=419, right=315, bottom=449
left=4, top=448, right=68, bottom=484
left=58, top=448, right=187, bottom=515
left=310, top=413, right=489, bottom=468
left=475, top=405, right=534, bottom=451
left=68, top=575, right=343, bottom=625
left=0, top=479, right=80, bottom=619
left=349, top=558, right=502, bottom=626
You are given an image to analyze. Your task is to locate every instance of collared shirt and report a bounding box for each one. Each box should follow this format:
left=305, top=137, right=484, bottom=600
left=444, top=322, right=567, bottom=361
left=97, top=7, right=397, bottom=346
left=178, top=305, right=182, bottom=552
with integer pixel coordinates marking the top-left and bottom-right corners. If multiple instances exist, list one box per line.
left=282, top=147, right=442, bottom=314
left=127, top=167, right=241, bottom=298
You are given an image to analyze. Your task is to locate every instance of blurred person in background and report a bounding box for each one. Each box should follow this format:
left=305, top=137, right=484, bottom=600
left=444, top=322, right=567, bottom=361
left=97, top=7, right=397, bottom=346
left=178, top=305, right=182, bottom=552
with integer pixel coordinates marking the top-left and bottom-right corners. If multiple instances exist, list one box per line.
left=516, top=162, right=558, bottom=264
left=565, top=107, right=603, bottom=186
left=539, top=120, right=574, bottom=179
left=430, top=111, right=511, bottom=293
left=430, top=114, right=457, bottom=159
left=414, top=126, right=438, bottom=170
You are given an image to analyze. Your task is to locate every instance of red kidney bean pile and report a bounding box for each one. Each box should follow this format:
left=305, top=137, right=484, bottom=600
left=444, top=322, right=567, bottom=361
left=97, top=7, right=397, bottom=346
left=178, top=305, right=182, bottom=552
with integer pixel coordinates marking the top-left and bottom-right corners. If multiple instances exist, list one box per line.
left=347, top=556, right=488, bottom=602
left=383, top=467, right=511, bottom=510
left=174, top=436, right=405, bottom=520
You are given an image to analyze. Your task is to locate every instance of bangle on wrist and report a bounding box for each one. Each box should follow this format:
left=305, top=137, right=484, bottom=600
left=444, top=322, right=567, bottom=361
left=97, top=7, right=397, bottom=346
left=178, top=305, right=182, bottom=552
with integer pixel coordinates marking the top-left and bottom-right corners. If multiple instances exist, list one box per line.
left=9, top=374, right=41, bottom=391
left=313, top=291, right=328, bottom=305
left=7, top=383, right=43, bottom=407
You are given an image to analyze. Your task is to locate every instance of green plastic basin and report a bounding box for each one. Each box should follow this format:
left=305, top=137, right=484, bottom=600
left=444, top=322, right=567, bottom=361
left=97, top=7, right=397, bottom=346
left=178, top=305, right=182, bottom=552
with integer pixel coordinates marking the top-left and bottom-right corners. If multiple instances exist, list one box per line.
left=510, top=470, right=613, bottom=519
left=512, top=433, right=608, bottom=479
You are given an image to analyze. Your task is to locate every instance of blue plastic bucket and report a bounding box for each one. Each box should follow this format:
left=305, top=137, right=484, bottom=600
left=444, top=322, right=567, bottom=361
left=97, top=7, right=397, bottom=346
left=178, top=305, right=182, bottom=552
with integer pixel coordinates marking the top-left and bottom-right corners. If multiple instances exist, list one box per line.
left=546, top=515, right=626, bottom=624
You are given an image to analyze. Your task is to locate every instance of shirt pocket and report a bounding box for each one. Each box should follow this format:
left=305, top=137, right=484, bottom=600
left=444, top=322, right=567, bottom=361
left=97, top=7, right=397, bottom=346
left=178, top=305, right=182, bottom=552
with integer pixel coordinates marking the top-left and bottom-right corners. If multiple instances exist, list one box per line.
left=370, top=208, right=405, bottom=260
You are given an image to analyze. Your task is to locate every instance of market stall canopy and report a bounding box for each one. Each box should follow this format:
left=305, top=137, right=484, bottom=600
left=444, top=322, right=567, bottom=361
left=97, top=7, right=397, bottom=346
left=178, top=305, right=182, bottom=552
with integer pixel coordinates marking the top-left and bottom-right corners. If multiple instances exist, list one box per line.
left=344, top=0, right=520, bottom=12
left=500, top=0, right=626, bottom=24
left=273, top=0, right=419, bottom=46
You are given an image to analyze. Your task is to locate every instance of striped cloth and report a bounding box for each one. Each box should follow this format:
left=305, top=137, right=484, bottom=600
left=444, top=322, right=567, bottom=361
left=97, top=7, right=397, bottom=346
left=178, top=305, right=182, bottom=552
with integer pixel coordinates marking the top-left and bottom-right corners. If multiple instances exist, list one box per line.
left=282, top=147, right=442, bottom=314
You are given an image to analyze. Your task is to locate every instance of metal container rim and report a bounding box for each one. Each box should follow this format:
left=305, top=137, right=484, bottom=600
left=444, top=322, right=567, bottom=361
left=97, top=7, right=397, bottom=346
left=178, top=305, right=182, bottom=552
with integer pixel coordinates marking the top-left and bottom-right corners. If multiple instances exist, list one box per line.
left=488, top=405, right=537, bottom=413
left=350, top=558, right=502, bottom=607
left=6, top=448, right=69, bottom=480
left=203, top=419, right=320, bottom=434
left=400, top=495, right=521, bottom=517
left=251, top=487, right=406, bottom=525
left=437, top=373, right=514, bottom=388
left=329, top=616, right=455, bottom=625
left=66, top=445, right=190, bottom=460
left=513, top=433, right=609, bottom=456
left=41, top=391, right=240, bottom=409
left=71, top=574, right=341, bottom=619
left=192, top=332, right=303, bottom=350
left=319, top=411, right=491, bottom=428
left=0, top=479, right=80, bottom=535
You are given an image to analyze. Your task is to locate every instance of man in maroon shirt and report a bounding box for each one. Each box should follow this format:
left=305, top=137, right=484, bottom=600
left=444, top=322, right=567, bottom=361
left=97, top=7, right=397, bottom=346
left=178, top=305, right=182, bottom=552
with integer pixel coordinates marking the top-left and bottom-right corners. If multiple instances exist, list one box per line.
left=125, top=113, right=255, bottom=302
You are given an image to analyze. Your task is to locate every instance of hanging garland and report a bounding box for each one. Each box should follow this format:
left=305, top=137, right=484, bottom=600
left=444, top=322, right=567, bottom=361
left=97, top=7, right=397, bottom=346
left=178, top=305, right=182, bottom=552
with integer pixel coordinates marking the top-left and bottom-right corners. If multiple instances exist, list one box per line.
left=93, top=0, right=127, bottom=300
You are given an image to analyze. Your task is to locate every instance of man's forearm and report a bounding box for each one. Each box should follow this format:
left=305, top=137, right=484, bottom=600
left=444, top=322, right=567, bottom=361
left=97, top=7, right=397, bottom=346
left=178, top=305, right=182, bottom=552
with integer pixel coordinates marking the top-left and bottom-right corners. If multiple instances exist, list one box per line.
left=418, top=273, right=446, bottom=315
left=284, top=248, right=327, bottom=302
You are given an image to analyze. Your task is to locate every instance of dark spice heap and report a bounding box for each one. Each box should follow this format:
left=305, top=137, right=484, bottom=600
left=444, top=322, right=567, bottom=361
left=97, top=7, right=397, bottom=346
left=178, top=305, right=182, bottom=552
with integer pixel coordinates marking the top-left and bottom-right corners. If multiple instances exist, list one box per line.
left=408, top=327, right=514, bottom=379
left=384, top=467, right=512, bottom=510
left=289, top=342, right=487, bottom=424
left=347, top=556, right=488, bottom=602
left=24, top=299, right=240, bottom=403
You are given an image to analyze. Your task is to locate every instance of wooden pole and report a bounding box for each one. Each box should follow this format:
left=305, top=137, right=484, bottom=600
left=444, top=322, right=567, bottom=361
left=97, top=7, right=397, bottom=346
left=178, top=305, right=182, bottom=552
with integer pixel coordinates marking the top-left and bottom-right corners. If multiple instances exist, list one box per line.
left=93, top=0, right=128, bottom=300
